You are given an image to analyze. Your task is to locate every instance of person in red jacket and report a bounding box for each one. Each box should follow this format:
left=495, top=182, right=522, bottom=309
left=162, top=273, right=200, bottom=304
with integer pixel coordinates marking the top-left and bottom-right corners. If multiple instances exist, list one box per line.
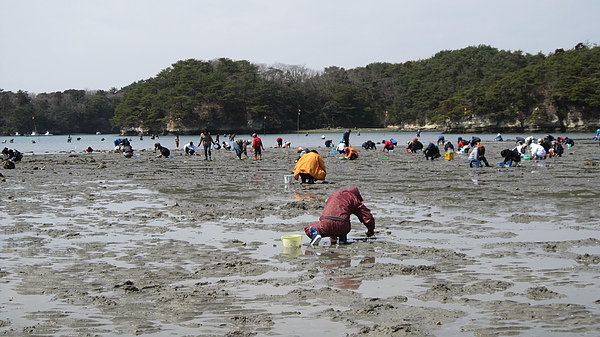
left=382, top=139, right=395, bottom=152
left=251, top=133, right=264, bottom=160
left=305, top=186, right=375, bottom=246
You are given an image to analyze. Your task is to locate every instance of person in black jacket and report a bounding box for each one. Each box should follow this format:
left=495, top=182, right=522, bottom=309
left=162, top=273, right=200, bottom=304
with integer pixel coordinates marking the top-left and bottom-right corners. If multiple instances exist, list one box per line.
left=424, top=142, right=441, bottom=160
left=551, top=141, right=564, bottom=157
left=154, top=143, right=171, bottom=158
left=501, top=149, right=521, bottom=167
left=2, top=147, right=22, bottom=161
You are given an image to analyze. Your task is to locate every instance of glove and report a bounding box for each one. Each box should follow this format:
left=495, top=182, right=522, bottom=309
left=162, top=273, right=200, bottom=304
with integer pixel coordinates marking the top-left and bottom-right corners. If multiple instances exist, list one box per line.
left=366, top=229, right=375, bottom=237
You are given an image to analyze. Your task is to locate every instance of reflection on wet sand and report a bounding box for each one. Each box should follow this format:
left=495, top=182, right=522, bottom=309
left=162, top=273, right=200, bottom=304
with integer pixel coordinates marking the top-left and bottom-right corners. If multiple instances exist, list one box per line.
left=293, top=191, right=324, bottom=202
left=318, top=251, right=376, bottom=290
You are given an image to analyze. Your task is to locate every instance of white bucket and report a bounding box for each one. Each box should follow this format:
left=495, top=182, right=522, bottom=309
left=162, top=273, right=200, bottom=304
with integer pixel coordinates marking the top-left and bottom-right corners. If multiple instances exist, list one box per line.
left=284, top=175, right=293, bottom=184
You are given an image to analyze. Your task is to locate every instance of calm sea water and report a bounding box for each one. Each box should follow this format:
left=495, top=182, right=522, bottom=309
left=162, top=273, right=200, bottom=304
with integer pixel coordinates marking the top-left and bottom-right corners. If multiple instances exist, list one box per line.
left=2, top=131, right=596, bottom=154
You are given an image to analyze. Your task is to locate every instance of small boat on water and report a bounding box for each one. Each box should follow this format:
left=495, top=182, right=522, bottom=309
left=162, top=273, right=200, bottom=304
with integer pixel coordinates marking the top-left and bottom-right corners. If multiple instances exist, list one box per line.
left=31, top=131, right=38, bottom=136
left=44, top=131, right=53, bottom=136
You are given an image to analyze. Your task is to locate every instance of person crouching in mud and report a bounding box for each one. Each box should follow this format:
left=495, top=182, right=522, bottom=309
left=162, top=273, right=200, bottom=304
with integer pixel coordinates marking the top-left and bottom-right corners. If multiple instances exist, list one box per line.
left=154, top=143, right=171, bottom=158
left=294, top=150, right=326, bottom=184
left=343, top=146, right=359, bottom=160
left=305, top=187, right=375, bottom=246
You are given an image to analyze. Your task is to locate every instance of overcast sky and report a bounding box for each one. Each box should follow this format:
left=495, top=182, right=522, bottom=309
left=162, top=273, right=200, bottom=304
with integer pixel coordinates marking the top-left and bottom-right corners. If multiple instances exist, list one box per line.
left=1, top=0, right=598, bottom=93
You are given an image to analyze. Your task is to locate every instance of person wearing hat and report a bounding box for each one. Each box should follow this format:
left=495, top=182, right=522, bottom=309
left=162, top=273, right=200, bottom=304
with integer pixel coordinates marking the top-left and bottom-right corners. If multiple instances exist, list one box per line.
left=530, top=139, right=547, bottom=160
left=551, top=140, right=564, bottom=157
left=406, top=138, right=423, bottom=153
left=336, top=140, right=346, bottom=154
left=251, top=133, right=263, bottom=160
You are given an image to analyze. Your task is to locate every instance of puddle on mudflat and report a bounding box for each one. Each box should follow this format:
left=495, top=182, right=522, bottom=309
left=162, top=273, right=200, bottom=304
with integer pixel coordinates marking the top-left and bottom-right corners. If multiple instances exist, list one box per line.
left=0, top=284, right=115, bottom=336
left=2, top=176, right=600, bottom=336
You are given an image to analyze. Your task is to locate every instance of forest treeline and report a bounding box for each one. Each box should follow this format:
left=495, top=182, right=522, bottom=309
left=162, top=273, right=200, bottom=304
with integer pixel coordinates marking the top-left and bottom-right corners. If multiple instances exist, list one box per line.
left=1, top=43, right=599, bottom=135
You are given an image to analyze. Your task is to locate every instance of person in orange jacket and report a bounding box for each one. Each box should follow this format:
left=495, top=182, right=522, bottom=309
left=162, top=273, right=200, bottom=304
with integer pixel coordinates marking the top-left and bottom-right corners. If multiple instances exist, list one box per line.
left=343, top=147, right=358, bottom=160
left=294, top=150, right=326, bottom=184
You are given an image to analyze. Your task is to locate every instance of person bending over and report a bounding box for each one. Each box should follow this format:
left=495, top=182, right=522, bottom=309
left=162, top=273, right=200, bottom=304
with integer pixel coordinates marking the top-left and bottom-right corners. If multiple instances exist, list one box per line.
left=343, top=147, right=359, bottom=160
left=305, top=187, right=375, bottom=246
left=424, top=142, right=441, bottom=160
left=382, top=140, right=394, bottom=152
left=501, top=149, right=521, bottom=167
left=294, top=150, right=326, bottom=184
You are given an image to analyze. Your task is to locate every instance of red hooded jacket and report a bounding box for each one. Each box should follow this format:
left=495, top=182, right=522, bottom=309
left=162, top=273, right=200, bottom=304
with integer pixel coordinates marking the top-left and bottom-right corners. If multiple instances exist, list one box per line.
left=304, top=187, right=375, bottom=238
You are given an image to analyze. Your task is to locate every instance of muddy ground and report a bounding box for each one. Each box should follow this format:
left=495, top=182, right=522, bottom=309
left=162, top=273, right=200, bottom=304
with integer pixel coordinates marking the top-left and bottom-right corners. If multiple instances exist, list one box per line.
left=1, top=139, right=599, bottom=336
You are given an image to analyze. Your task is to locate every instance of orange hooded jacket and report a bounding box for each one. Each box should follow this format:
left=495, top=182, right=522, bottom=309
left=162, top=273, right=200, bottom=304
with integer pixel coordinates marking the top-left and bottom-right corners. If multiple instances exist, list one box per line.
left=294, top=151, right=326, bottom=181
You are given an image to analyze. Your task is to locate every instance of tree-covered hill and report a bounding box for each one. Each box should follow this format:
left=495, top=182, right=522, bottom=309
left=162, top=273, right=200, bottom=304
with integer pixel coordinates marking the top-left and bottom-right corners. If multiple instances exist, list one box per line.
left=344, top=44, right=546, bottom=127
left=111, top=58, right=306, bottom=134
left=436, top=43, right=600, bottom=132
left=0, top=89, right=121, bottom=135
left=1, top=43, right=598, bottom=135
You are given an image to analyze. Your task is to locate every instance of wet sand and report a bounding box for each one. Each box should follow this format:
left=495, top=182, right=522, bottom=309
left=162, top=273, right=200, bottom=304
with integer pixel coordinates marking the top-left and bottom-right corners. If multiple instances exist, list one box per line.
left=1, top=139, right=599, bottom=336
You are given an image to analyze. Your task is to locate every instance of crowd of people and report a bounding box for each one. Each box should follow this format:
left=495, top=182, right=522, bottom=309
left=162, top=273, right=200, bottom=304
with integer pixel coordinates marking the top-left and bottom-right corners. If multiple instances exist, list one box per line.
left=346, top=131, right=581, bottom=168
left=161, top=130, right=583, bottom=170
left=3, top=129, right=595, bottom=248
left=445, top=134, right=576, bottom=167
left=4, top=128, right=590, bottom=174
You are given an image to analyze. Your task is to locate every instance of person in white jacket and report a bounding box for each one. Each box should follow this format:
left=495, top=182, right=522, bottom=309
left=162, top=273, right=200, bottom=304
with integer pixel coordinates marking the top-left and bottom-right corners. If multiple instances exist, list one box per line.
left=530, top=139, right=547, bottom=160
left=336, top=140, right=346, bottom=154
left=184, top=141, right=198, bottom=155
left=468, top=144, right=491, bottom=167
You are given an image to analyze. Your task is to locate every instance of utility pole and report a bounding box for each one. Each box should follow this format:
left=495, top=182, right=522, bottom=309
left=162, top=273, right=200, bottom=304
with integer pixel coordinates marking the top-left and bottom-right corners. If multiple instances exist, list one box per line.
left=385, top=110, right=388, bottom=127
